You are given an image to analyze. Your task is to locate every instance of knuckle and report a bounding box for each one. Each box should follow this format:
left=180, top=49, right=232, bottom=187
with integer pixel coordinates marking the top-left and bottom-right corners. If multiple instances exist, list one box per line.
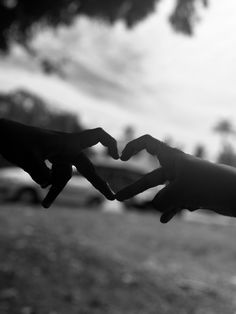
left=110, top=137, right=116, bottom=145
left=86, top=128, right=103, bottom=138
left=143, top=134, right=152, bottom=141
left=94, top=127, right=103, bottom=134
left=126, top=142, right=134, bottom=151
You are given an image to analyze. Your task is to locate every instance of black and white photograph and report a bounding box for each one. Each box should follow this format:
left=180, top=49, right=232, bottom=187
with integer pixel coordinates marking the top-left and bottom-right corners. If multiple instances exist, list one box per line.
left=0, top=0, right=236, bottom=313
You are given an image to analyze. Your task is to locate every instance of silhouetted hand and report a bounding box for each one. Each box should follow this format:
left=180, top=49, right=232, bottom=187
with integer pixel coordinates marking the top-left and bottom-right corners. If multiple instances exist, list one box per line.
left=116, top=135, right=236, bottom=223
left=0, top=119, right=119, bottom=208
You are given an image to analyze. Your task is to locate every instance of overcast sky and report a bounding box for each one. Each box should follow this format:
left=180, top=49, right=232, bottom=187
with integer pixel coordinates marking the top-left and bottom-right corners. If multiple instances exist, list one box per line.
left=1, top=0, right=236, bottom=159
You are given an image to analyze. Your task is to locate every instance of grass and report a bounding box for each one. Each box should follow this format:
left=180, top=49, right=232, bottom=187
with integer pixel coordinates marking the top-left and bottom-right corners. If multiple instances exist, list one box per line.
left=0, top=205, right=236, bottom=313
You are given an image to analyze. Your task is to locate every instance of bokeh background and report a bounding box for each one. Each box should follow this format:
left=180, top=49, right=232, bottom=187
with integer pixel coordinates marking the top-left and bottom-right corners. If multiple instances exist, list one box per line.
left=1, top=0, right=236, bottom=313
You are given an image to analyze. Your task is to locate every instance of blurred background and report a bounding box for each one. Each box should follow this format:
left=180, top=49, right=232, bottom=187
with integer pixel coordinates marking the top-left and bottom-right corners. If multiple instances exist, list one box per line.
left=1, top=0, right=236, bottom=313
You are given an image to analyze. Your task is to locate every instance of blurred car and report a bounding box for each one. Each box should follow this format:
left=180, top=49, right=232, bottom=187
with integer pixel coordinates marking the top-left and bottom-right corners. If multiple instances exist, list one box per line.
left=0, top=158, right=163, bottom=212
left=0, top=167, right=105, bottom=207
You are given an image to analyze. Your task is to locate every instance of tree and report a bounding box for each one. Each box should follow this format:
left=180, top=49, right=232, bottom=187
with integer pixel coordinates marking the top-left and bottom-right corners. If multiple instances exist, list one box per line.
left=169, top=0, right=208, bottom=35
left=213, top=119, right=236, bottom=144
left=0, top=89, right=84, bottom=167
left=0, top=89, right=82, bottom=132
left=193, top=144, right=206, bottom=159
left=0, top=0, right=208, bottom=52
left=213, top=119, right=236, bottom=167
left=217, top=143, right=236, bottom=167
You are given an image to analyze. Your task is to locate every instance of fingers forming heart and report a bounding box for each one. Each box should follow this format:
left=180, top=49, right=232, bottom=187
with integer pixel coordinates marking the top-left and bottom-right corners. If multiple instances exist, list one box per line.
left=40, top=131, right=181, bottom=219
left=116, top=135, right=182, bottom=223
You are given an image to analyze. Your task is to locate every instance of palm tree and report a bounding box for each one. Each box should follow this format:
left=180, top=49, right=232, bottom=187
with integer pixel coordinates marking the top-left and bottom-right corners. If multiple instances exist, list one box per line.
left=213, top=119, right=236, bottom=166
left=213, top=119, right=236, bottom=144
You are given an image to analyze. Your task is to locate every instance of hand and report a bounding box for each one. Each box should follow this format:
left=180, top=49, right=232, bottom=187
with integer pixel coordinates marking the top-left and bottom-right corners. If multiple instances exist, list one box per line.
left=116, top=135, right=236, bottom=223
left=0, top=119, right=119, bottom=208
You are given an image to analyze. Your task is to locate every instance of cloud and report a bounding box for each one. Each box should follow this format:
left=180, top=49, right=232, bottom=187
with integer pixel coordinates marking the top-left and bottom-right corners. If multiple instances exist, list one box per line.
left=1, top=0, right=236, bottom=159
left=32, top=18, right=146, bottom=107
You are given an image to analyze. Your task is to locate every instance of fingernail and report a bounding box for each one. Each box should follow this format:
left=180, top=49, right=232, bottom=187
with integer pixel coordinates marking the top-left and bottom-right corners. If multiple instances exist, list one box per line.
left=120, top=155, right=128, bottom=161
left=42, top=200, right=51, bottom=208
left=107, top=193, right=115, bottom=201
left=104, top=183, right=115, bottom=200
left=115, top=192, right=126, bottom=201
left=160, top=214, right=170, bottom=224
left=109, top=149, right=119, bottom=160
left=115, top=195, right=123, bottom=202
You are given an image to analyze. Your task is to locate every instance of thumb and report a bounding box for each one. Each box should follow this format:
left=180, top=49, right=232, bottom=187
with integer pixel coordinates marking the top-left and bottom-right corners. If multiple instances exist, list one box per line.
left=160, top=207, right=180, bottom=224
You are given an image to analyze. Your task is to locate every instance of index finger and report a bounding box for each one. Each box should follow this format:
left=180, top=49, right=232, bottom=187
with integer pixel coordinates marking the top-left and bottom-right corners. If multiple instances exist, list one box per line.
left=78, top=128, right=119, bottom=160
left=42, top=163, right=72, bottom=208
left=120, top=135, right=177, bottom=165
left=74, top=153, right=115, bottom=200
left=116, top=168, right=166, bottom=201
left=160, top=207, right=181, bottom=224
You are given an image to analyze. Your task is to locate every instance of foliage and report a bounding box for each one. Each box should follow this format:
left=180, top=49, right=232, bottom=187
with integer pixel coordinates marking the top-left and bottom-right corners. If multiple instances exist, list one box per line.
left=0, top=0, right=208, bottom=52
left=193, top=144, right=206, bottom=159
left=170, top=0, right=208, bottom=35
left=213, top=120, right=236, bottom=138
left=0, top=89, right=83, bottom=167
left=0, top=89, right=82, bottom=131
left=213, top=119, right=236, bottom=167
left=217, top=143, right=236, bottom=167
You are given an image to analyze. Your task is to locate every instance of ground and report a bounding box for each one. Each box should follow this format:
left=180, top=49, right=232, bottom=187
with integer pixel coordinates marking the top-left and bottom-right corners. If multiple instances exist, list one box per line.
left=0, top=205, right=236, bottom=314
